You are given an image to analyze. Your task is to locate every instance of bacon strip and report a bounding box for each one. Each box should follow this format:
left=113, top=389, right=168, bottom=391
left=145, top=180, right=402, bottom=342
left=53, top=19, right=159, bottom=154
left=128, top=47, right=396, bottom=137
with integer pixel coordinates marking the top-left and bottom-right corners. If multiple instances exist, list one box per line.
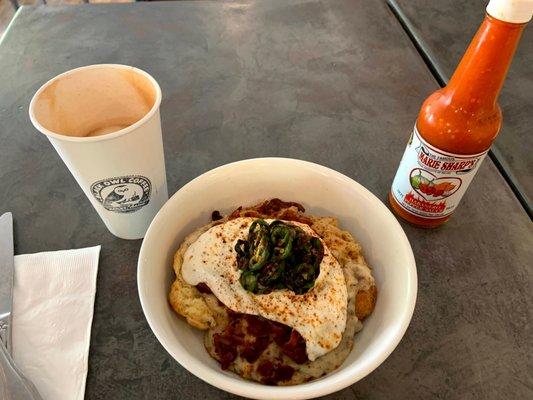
left=212, top=310, right=308, bottom=383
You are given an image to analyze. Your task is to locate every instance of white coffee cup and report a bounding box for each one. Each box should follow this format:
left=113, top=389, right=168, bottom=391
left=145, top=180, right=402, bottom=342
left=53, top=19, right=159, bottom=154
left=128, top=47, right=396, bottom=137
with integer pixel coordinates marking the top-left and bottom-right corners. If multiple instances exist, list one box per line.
left=29, top=64, right=168, bottom=240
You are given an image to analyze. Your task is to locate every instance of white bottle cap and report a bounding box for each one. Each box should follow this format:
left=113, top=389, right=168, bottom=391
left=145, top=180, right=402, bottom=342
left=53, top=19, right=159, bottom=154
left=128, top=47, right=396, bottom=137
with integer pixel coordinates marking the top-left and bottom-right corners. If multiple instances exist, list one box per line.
left=487, top=0, right=533, bottom=23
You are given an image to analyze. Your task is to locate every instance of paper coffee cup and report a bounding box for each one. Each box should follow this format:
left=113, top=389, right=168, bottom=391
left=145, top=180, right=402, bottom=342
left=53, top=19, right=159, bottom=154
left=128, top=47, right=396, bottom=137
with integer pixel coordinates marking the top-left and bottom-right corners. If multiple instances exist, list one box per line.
left=29, top=64, right=168, bottom=240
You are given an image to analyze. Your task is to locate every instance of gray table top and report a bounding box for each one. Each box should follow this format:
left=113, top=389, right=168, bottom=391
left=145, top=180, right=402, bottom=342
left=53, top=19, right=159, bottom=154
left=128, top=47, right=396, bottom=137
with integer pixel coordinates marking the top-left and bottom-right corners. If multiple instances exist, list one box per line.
left=0, top=1, right=531, bottom=399
left=389, top=0, right=533, bottom=214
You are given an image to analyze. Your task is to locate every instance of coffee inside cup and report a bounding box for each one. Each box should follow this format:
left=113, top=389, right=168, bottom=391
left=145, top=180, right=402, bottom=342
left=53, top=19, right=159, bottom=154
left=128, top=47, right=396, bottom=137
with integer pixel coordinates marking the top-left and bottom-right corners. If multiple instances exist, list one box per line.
left=31, top=66, right=158, bottom=138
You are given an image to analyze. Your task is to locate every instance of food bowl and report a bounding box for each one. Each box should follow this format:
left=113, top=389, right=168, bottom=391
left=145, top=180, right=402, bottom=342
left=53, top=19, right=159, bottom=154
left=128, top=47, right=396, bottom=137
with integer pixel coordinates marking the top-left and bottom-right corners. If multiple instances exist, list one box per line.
left=138, top=158, right=417, bottom=399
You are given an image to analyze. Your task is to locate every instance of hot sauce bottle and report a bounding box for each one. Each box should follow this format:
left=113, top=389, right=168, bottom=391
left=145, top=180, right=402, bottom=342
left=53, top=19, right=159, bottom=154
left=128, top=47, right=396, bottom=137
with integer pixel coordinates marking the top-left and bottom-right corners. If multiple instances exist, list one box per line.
left=389, top=0, right=532, bottom=228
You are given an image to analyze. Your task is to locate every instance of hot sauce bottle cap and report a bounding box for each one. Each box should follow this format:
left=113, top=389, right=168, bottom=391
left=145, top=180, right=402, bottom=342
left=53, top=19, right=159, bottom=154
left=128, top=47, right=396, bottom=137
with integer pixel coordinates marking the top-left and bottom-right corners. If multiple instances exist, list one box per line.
left=487, top=0, right=533, bottom=23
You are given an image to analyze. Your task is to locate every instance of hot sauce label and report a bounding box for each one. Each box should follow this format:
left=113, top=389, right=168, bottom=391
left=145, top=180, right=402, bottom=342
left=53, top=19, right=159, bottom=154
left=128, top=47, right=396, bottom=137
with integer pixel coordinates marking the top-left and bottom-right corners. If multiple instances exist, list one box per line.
left=391, top=126, right=488, bottom=219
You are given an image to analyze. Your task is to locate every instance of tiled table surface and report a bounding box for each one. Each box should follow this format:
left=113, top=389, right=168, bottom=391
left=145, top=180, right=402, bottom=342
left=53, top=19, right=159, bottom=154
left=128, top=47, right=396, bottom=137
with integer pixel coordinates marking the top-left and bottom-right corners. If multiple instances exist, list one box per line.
left=0, top=1, right=531, bottom=399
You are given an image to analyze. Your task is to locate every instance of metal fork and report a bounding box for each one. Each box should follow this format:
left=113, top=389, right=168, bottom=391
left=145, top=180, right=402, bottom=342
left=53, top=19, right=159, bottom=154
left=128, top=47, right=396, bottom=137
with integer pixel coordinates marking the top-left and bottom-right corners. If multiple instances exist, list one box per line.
left=1, top=341, right=44, bottom=399
left=0, top=212, right=43, bottom=399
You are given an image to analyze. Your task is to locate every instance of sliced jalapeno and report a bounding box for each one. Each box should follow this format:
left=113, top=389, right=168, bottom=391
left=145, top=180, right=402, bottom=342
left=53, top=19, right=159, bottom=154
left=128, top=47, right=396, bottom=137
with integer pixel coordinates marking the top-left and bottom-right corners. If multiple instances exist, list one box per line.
left=235, top=218, right=323, bottom=294
left=258, top=263, right=285, bottom=286
left=271, top=225, right=294, bottom=260
left=240, top=270, right=258, bottom=292
left=248, top=219, right=268, bottom=236
left=235, top=239, right=248, bottom=257
left=310, top=237, right=322, bottom=249
left=249, top=234, right=270, bottom=271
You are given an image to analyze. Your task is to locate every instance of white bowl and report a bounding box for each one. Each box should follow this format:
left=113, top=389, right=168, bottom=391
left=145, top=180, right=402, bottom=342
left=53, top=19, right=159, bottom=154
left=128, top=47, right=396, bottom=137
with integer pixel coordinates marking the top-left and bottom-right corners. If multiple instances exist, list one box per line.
left=138, top=158, right=417, bottom=400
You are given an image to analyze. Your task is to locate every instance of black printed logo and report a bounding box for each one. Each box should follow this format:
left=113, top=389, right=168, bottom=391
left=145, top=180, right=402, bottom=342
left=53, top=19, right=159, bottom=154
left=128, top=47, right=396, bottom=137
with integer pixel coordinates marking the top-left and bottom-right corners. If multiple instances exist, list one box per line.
left=91, top=175, right=151, bottom=213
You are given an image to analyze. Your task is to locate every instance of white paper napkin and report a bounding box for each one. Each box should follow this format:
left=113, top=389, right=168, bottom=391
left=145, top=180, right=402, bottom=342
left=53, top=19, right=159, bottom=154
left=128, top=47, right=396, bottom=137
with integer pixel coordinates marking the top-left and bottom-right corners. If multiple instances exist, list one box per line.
left=11, top=246, right=101, bottom=400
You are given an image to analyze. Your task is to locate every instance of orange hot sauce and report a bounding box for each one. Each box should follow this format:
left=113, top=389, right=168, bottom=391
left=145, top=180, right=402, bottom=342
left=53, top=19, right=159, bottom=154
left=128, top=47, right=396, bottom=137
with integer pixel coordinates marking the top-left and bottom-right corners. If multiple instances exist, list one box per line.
left=389, top=2, right=530, bottom=228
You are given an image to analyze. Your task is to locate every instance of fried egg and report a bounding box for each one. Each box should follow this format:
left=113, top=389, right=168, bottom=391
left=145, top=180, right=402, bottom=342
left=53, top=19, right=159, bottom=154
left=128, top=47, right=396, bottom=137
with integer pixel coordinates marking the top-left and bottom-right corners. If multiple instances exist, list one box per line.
left=181, top=217, right=348, bottom=361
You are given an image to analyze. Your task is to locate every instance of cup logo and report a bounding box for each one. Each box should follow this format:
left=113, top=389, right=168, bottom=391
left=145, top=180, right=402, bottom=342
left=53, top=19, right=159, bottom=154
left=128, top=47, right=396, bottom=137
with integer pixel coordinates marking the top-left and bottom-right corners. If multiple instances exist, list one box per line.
left=91, top=175, right=151, bottom=213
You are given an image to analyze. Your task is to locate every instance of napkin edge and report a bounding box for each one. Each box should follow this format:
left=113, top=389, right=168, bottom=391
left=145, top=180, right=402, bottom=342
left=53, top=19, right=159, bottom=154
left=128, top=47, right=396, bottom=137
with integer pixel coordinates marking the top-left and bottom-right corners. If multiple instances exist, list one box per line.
left=77, top=245, right=101, bottom=400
